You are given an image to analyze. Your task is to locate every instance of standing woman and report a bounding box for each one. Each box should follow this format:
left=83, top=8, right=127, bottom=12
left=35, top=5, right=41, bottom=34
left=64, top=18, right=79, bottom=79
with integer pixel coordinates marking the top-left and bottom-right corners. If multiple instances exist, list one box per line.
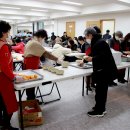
left=82, top=27, right=118, bottom=117
left=0, top=21, right=19, bottom=130
left=109, top=31, right=127, bottom=84
left=24, top=29, right=60, bottom=100
left=121, top=33, right=130, bottom=53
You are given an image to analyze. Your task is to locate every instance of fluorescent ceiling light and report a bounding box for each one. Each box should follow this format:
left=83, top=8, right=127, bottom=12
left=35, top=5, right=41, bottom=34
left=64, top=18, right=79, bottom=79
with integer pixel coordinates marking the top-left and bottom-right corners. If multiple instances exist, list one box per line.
left=31, top=9, right=48, bottom=12
left=0, top=6, right=21, bottom=10
left=118, top=0, right=130, bottom=3
left=62, top=1, right=83, bottom=6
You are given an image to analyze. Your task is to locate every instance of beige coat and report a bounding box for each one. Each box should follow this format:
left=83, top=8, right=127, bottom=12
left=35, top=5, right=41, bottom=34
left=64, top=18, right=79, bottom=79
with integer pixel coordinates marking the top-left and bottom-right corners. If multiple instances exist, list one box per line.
left=52, top=44, right=71, bottom=60
left=24, top=39, right=46, bottom=57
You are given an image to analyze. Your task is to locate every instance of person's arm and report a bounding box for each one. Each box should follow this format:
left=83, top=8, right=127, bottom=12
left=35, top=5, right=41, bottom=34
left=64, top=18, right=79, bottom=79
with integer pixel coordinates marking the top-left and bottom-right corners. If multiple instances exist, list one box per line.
left=0, top=45, right=14, bottom=80
left=108, top=39, right=113, bottom=48
left=42, top=51, right=58, bottom=61
left=12, top=44, right=23, bottom=51
left=62, top=48, right=71, bottom=55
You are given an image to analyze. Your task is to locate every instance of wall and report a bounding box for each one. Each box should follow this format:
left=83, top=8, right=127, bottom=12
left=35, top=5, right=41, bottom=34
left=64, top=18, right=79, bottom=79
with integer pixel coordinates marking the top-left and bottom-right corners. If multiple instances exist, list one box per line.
left=11, top=11, right=130, bottom=37
left=51, top=12, right=130, bottom=37
left=44, top=24, right=54, bottom=37
left=17, top=26, right=33, bottom=32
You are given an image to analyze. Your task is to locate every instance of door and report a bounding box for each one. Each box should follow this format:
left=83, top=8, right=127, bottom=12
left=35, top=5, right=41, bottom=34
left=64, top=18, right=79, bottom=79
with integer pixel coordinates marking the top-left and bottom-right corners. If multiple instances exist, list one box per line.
left=86, top=21, right=101, bottom=28
left=101, top=19, right=115, bottom=36
left=66, top=21, right=75, bottom=38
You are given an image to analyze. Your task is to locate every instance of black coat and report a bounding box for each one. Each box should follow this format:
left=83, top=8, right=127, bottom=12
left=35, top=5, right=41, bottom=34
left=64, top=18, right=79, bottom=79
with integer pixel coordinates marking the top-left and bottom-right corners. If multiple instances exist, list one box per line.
left=103, top=34, right=111, bottom=40
left=91, top=36, right=118, bottom=84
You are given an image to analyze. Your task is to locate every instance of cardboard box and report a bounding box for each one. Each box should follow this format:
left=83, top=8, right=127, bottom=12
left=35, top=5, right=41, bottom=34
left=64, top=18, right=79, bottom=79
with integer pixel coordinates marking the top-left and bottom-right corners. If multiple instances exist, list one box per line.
left=19, top=100, right=43, bottom=127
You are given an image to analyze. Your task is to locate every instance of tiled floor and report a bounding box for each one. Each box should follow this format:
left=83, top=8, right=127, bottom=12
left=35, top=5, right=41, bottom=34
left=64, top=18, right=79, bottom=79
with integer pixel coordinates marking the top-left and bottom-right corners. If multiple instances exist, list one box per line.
left=12, top=77, right=130, bottom=130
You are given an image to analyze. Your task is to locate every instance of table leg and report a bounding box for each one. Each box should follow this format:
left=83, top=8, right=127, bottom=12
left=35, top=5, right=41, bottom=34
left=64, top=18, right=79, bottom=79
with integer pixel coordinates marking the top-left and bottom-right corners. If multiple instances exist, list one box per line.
left=18, top=90, right=24, bottom=130
left=127, top=67, right=129, bottom=82
left=82, top=77, right=85, bottom=96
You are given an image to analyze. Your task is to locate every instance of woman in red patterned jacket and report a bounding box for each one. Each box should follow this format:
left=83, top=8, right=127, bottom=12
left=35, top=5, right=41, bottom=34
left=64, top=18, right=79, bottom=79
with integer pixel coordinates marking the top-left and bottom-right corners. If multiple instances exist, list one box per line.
left=12, top=37, right=24, bottom=54
left=0, top=21, right=19, bottom=130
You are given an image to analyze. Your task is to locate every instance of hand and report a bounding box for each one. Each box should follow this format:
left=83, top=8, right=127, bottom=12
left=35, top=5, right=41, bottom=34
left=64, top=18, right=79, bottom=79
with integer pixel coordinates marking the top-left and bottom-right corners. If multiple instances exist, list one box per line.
left=123, top=51, right=130, bottom=55
left=79, top=60, right=84, bottom=67
left=57, top=58, right=63, bottom=64
left=85, top=56, right=92, bottom=62
left=121, top=54, right=127, bottom=57
left=15, top=76, right=24, bottom=82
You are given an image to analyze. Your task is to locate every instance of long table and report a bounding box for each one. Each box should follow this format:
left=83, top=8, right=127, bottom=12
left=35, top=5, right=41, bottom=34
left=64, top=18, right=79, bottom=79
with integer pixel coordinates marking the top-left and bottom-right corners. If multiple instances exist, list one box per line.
left=14, top=62, right=130, bottom=130
left=12, top=53, right=24, bottom=71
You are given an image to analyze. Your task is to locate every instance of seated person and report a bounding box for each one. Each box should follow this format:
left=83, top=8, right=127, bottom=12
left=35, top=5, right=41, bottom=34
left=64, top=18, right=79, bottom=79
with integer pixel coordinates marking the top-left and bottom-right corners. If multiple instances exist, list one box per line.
left=52, top=37, right=71, bottom=61
left=12, top=37, right=24, bottom=54
left=64, top=39, right=78, bottom=62
left=67, top=39, right=77, bottom=51
left=78, top=36, right=89, bottom=53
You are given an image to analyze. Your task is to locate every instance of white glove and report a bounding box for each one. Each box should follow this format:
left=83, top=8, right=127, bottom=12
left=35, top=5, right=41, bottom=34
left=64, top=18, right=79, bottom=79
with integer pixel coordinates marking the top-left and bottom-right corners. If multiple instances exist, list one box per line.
left=15, top=75, right=24, bottom=82
left=57, top=58, right=63, bottom=64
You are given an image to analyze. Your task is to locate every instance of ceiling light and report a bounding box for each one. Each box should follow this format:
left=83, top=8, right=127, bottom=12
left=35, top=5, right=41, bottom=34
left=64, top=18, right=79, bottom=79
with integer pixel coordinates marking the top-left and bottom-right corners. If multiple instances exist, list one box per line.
left=31, top=9, right=48, bottom=12
left=62, top=1, right=83, bottom=6
left=118, top=0, right=130, bottom=3
left=0, top=6, right=21, bottom=10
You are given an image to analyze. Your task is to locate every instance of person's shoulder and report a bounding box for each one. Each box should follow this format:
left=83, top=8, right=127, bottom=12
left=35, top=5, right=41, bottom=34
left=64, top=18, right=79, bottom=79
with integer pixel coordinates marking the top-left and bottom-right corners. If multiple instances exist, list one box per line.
left=27, top=40, right=40, bottom=46
left=103, top=34, right=107, bottom=37
left=0, top=44, right=9, bottom=53
left=95, top=38, right=109, bottom=47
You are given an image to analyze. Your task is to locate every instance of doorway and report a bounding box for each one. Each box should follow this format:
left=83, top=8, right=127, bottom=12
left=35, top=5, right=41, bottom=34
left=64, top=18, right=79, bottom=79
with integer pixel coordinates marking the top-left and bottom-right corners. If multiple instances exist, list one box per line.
left=101, top=19, right=115, bottom=36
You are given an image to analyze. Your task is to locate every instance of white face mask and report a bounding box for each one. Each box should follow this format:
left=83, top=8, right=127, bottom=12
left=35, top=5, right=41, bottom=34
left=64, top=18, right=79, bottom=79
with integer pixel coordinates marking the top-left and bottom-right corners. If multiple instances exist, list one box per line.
left=42, top=38, right=45, bottom=44
left=86, top=39, right=91, bottom=44
left=115, top=36, right=120, bottom=41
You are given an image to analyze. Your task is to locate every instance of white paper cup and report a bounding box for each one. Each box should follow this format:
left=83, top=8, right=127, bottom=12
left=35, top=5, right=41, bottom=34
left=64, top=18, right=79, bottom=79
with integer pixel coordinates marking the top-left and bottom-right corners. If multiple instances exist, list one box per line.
left=62, top=61, right=69, bottom=68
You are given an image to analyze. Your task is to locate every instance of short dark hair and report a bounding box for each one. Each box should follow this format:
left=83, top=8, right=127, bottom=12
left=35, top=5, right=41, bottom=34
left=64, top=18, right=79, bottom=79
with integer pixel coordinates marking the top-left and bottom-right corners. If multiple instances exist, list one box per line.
left=68, top=39, right=74, bottom=45
left=106, top=30, right=110, bottom=33
left=93, top=26, right=101, bottom=34
left=0, top=20, right=11, bottom=38
left=15, top=37, right=21, bottom=43
left=34, top=29, right=48, bottom=39
left=78, top=36, right=84, bottom=41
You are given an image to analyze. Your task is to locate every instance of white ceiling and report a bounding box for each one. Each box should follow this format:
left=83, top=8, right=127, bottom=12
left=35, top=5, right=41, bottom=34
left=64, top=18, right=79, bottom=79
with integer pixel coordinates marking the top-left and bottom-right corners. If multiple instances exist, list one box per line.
left=0, top=0, right=130, bottom=24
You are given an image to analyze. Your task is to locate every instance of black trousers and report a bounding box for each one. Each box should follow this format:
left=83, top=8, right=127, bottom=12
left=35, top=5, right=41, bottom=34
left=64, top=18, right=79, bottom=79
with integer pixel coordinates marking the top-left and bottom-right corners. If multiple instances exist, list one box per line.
left=26, top=88, right=36, bottom=100
left=0, top=94, right=12, bottom=127
left=118, top=68, right=126, bottom=81
left=94, top=82, right=108, bottom=112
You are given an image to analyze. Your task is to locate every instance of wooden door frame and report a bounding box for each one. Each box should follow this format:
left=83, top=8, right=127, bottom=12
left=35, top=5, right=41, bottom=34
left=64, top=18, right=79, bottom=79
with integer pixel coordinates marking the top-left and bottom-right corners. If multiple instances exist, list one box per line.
left=100, top=19, right=115, bottom=34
